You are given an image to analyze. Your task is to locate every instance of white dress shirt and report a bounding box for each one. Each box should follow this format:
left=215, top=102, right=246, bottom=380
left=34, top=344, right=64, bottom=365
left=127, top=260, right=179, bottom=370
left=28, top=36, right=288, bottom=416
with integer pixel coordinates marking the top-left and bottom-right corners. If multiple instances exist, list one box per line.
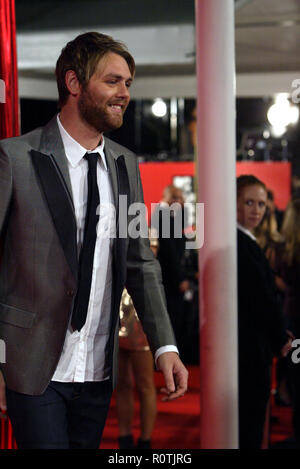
left=52, top=116, right=177, bottom=383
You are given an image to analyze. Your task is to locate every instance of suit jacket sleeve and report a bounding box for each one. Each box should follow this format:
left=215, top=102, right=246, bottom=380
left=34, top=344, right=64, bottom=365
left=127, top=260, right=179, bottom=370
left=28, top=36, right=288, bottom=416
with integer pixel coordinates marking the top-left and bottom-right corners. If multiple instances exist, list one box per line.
left=125, top=158, right=176, bottom=354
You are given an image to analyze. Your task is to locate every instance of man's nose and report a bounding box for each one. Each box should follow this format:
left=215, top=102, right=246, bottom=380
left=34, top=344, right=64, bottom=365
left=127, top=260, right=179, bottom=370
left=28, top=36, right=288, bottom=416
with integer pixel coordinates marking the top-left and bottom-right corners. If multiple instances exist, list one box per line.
left=117, top=82, right=130, bottom=99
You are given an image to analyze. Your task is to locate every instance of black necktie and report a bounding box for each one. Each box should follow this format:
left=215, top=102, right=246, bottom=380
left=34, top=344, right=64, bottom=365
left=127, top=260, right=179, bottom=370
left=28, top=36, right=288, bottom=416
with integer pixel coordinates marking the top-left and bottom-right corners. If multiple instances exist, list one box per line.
left=71, top=152, right=100, bottom=331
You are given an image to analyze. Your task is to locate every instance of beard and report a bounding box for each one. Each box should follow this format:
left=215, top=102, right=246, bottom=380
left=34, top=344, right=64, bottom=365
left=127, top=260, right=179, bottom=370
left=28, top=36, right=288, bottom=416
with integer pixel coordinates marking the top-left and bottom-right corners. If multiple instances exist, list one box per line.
left=78, top=87, right=125, bottom=133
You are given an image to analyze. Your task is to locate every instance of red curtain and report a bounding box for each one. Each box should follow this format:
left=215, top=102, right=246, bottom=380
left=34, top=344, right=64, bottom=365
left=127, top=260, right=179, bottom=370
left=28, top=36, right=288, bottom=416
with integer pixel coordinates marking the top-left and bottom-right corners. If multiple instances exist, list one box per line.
left=0, top=0, right=19, bottom=139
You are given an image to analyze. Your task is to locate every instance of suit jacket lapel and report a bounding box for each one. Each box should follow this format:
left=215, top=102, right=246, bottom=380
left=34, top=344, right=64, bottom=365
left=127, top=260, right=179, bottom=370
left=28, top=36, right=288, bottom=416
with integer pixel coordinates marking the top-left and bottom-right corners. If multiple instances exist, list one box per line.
left=30, top=124, right=131, bottom=286
left=39, top=116, right=74, bottom=207
left=104, top=139, right=130, bottom=225
left=103, top=141, right=131, bottom=370
left=104, top=146, right=119, bottom=214
left=31, top=116, right=78, bottom=280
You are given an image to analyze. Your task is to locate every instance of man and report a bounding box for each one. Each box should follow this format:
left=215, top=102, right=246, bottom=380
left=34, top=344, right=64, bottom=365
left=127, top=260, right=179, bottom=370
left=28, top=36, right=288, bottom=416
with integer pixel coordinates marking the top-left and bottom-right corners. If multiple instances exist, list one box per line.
left=0, top=32, right=188, bottom=449
left=151, top=185, right=190, bottom=355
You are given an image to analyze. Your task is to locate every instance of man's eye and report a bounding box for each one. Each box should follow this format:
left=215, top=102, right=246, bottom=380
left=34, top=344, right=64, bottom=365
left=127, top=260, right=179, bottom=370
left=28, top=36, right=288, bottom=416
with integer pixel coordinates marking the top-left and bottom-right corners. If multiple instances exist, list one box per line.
left=246, top=200, right=253, bottom=206
left=259, top=202, right=266, bottom=208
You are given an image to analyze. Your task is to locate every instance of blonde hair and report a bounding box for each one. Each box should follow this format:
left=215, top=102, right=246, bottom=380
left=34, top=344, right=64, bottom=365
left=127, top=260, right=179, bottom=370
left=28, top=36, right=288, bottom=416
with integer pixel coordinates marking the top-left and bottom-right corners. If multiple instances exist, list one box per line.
left=281, top=199, right=300, bottom=265
left=254, top=207, right=283, bottom=250
left=236, top=174, right=267, bottom=200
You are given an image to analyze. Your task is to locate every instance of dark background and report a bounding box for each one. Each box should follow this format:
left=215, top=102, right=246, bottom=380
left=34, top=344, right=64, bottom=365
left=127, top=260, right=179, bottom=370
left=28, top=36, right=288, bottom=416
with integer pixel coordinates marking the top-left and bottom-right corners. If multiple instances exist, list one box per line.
left=20, top=96, right=300, bottom=171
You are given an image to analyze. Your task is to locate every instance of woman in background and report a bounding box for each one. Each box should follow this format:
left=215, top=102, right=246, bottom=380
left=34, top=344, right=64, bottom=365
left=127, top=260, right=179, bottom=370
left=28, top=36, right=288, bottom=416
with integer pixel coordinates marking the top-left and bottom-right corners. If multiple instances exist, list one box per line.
left=116, top=233, right=158, bottom=449
left=236, top=175, right=290, bottom=448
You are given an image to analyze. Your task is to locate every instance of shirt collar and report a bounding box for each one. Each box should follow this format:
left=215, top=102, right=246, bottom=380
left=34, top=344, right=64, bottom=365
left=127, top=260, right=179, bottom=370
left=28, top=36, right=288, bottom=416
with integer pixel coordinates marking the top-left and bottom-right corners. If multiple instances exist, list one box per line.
left=57, top=114, right=107, bottom=170
left=237, top=222, right=256, bottom=241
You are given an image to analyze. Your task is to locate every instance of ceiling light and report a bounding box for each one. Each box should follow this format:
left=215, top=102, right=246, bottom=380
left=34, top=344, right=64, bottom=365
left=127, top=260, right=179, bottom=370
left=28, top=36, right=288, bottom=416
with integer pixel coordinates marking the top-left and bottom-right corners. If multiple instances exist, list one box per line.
left=267, top=93, right=299, bottom=129
left=152, top=99, right=167, bottom=118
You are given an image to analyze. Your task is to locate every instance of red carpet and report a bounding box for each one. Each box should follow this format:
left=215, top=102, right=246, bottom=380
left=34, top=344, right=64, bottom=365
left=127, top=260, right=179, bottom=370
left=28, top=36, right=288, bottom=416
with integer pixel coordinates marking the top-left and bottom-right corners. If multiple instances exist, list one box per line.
left=270, top=404, right=293, bottom=445
left=0, top=365, right=294, bottom=449
left=269, top=358, right=294, bottom=446
left=101, top=364, right=294, bottom=449
left=101, top=365, right=201, bottom=449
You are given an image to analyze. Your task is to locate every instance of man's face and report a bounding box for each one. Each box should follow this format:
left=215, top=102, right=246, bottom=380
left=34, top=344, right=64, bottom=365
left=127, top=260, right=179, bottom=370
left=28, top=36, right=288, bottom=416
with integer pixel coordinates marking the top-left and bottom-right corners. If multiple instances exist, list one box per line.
left=237, top=184, right=267, bottom=231
left=78, top=52, right=132, bottom=133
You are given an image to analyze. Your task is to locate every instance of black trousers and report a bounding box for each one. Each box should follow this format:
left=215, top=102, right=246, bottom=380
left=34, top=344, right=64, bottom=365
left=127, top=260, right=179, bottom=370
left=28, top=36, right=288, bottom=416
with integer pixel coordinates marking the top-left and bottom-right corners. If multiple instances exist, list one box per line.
left=238, top=366, right=270, bottom=450
left=6, top=380, right=112, bottom=449
left=239, top=390, right=269, bottom=449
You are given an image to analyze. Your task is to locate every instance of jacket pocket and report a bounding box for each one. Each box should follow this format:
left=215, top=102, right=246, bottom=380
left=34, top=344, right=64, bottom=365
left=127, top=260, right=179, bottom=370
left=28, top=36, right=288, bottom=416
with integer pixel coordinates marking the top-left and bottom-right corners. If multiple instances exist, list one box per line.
left=0, top=302, right=36, bottom=328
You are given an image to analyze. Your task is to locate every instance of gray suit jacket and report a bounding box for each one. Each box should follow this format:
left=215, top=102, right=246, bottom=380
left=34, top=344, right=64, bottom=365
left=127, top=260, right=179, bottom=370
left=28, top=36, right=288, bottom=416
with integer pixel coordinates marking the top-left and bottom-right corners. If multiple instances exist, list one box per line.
left=0, top=116, right=176, bottom=395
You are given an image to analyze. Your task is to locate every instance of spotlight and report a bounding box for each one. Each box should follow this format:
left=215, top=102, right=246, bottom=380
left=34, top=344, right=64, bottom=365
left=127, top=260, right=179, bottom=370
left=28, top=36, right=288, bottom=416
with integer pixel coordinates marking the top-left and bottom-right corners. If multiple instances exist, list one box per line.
left=267, top=93, right=299, bottom=136
left=151, top=99, right=167, bottom=117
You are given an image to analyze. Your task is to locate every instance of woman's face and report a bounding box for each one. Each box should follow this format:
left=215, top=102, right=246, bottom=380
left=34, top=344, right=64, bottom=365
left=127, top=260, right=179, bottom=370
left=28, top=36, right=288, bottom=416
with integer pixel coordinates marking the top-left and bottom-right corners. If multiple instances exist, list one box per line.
left=237, top=184, right=267, bottom=231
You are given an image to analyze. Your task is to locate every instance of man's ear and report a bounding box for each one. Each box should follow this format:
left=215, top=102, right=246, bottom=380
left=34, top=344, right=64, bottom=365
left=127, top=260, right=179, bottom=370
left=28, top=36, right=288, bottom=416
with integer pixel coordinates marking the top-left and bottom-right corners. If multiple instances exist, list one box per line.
left=65, top=70, right=81, bottom=97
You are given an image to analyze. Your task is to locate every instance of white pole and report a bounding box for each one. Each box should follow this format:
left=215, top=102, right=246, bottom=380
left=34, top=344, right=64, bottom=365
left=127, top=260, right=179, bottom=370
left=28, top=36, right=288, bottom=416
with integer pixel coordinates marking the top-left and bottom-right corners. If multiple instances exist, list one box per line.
left=195, top=0, right=239, bottom=448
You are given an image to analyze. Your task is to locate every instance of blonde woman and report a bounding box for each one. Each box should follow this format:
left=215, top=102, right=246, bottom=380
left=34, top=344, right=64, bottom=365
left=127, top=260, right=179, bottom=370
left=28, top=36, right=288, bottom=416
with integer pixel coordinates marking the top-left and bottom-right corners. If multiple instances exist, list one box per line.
left=116, top=231, right=159, bottom=449
left=236, top=175, right=291, bottom=448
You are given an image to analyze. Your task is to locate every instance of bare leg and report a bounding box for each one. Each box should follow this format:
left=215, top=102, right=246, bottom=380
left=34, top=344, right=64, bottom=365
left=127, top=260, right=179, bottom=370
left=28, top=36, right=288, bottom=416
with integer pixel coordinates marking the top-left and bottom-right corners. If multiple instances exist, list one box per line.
left=116, top=348, right=134, bottom=437
left=130, top=350, right=157, bottom=441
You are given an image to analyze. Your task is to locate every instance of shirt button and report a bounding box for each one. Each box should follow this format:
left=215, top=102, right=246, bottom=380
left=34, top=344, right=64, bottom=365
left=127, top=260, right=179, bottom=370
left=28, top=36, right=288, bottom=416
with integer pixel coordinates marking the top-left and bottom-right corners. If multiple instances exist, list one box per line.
left=67, top=290, right=74, bottom=297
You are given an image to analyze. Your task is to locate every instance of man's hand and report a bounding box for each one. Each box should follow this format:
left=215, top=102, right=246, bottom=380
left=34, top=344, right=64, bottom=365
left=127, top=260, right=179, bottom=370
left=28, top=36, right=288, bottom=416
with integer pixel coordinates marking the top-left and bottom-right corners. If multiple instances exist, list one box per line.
left=156, top=352, right=188, bottom=401
left=0, top=370, right=6, bottom=416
